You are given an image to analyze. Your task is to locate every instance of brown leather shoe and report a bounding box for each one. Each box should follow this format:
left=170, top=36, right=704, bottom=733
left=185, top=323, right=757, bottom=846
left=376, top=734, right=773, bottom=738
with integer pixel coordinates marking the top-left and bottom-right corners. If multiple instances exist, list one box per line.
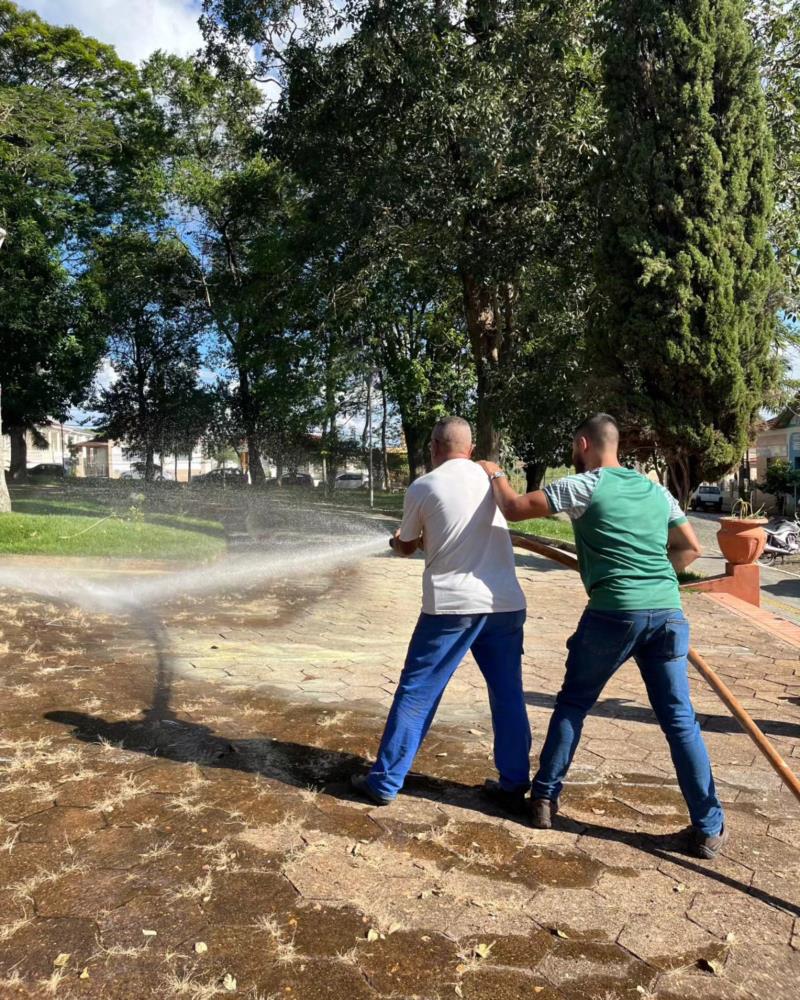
left=688, top=824, right=729, bottom=860
left=350, top=773, right=393, bottom=807
left=481, top=779, right=529, bottom=816
left=529, top=797, right=559, bottom=829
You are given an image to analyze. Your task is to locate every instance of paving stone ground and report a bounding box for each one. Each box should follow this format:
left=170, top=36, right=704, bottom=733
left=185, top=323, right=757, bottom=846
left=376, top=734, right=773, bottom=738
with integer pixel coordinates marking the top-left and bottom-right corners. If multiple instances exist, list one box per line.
left=0, top=547, right=799, bottom=999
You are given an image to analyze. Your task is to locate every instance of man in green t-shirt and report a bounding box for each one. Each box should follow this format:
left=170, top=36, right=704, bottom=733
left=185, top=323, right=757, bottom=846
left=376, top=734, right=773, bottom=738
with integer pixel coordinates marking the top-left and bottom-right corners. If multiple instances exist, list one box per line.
left=479, top=413, right=726, bottom=859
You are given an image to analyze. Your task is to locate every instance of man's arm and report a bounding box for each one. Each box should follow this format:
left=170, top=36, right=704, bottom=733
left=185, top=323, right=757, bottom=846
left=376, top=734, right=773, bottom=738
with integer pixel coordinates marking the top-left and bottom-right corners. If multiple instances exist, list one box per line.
left=667, top=521, right=703, bottom=573
left=477, top=461, right=553, bottom=522
left=391, top=484, right=424, bottom=556
left=390, top=529, right=422, bottom=557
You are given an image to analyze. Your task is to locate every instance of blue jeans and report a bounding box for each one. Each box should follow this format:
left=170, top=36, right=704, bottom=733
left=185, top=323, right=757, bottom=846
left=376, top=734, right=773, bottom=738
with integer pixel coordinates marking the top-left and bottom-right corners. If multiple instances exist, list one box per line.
left=367, top=610, right=530, bottom=800
left=532, top=608, right=724, bottom=836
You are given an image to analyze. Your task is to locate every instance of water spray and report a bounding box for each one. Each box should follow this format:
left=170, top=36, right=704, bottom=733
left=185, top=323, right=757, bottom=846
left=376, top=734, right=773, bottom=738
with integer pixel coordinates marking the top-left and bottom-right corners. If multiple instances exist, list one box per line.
left=0, top=520, right=387, bottom=727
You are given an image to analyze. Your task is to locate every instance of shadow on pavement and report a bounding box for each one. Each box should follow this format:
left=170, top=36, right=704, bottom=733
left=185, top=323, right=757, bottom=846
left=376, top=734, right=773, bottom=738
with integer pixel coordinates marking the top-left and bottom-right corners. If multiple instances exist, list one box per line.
left=762, top=577, right=800, bottom=600
left=524, top=690, right=800, bottom=739
left=43, top=708, right=800, bottom=918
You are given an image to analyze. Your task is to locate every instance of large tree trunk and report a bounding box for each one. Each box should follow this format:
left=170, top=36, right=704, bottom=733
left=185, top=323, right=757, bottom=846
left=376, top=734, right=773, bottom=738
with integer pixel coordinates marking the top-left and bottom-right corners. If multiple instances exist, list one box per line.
left=144, top=447, right=156, bottom=482
left=9, top=425, right=27, bottom=481
left=462, top=273, right=504, bottom=461
left=322, top=339, right=340, bottom=491
left=323, top=415, right=339, bottom=491
left=402, top=419, right=428, bottom=482
left=380, top=372, right=390, bottom=492
left=666, top=454, right=692, bottom=509
left=187, top=452, right=192, bottom=484
left=0, top=385, right=10, bottom=512
left=238, top=366, right=264, bottom=485
left=525, top=461, right=547, bottom=493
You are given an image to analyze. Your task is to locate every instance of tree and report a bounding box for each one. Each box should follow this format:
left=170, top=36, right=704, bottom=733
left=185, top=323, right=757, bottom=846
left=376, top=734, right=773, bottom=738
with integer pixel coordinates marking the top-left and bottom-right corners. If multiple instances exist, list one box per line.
left=204, top=0, right=601, bottom=461
left=0, top=1, right=159, bottom=479
left=164, top=386, right=215, bottom=482
left=589, top=0, right=782, bottom=504
left=86, top=229, right=204, bottom=481
left=0, top=240, right=105, bottom=478
left=757, top=457, right=800, bottom=512
left=0, top=381, right=10, bottom=512
left=747, top=1, right=800, bottom=313
left=497, top=205, right=591, bottom=490
left=143, top=53, right=311, bottom=486
left=499, top=330, right=582, bottom=492
left=365, top=273, right=475, bottom=480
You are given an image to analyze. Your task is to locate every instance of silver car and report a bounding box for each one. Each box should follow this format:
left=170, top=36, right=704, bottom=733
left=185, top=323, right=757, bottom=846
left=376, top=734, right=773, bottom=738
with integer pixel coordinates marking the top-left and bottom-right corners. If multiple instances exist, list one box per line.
left=690, top=484, right=724, bottom=512
left=334, top=472, right=366, bottom=490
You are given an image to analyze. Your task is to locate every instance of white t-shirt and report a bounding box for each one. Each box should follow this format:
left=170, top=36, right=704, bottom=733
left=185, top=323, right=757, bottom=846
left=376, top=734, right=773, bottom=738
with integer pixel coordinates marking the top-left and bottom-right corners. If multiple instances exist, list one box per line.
left=398, top=458, right=526, bottom=615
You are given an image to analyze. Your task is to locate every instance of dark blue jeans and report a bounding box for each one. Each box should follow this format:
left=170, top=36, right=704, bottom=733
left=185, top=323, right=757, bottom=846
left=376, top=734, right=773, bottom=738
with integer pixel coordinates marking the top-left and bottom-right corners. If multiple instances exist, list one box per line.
left=532, top=608, right=724, bottom=836
left=367, top=610, right=531, bottom=800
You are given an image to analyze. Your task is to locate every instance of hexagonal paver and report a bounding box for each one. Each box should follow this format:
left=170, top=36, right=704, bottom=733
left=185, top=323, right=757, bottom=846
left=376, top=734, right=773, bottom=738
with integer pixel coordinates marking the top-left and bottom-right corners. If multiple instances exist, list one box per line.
left=537, top=939, right=653, bottom=998
left=617, top=911, right=724, bottom=971
left=18, top=806, right=105, bottom=843
left=687, top=890, right=794, bottom=946
left=0, top=916, right=97, bottom=978
left=35, top=869, right=139, bottom=918
left=198, top=871, right=297, bottom=926
left=357, top=929, right=458, bottom=995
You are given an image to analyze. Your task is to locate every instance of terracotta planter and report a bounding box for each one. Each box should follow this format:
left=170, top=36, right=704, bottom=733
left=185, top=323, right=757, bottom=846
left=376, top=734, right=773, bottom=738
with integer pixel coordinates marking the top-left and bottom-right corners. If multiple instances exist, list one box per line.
left=717, top=517, right=768, bottom=566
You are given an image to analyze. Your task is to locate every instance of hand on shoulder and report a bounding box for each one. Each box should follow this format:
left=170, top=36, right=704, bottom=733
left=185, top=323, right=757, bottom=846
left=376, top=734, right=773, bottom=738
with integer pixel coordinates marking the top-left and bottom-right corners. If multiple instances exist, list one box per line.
left=477, top=460, right=502, bottom=478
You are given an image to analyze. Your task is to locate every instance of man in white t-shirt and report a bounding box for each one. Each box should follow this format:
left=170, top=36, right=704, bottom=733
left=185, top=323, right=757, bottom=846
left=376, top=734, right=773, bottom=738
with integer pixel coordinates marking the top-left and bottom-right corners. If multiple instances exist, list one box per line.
left=351, top=416, right=530, bottom=809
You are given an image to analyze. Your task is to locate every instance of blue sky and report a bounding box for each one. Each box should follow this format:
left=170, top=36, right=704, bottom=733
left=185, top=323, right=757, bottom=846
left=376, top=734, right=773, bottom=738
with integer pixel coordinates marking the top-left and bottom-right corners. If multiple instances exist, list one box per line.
left=23, top=2, right=204, bottom=64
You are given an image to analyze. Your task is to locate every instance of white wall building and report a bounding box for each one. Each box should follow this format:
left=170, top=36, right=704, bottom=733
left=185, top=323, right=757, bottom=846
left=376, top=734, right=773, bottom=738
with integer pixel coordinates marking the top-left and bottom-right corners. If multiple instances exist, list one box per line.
left=1, top=421, right=96, bottom=472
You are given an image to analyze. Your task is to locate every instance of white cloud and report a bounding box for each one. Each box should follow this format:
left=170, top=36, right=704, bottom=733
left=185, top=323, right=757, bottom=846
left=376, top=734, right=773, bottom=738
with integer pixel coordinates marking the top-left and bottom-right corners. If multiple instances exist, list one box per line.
left=94, top=358, right=119, bottom=391
left=23, top=1, right=204, bottom=65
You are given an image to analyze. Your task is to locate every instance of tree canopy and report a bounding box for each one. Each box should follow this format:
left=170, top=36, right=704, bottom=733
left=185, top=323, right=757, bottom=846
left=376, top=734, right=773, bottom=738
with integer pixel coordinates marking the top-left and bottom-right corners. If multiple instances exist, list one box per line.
left=1, top=0, right=797, bottom=495
left=588, top=0, right=781, bottom=502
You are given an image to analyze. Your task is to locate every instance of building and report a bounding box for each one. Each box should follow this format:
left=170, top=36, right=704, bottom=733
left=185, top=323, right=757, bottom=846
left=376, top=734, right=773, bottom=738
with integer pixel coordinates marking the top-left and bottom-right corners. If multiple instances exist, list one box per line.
left=3, top=422, right=395, bottom=487
left=69, top=438, right=219, bottom=481
left=1, top=421, right=220, bottom=481
left=0, top=421, right=96, bottom=473
left=751, top=400, right=800, bottom=513
left=754, top=402, right=800, bottom=476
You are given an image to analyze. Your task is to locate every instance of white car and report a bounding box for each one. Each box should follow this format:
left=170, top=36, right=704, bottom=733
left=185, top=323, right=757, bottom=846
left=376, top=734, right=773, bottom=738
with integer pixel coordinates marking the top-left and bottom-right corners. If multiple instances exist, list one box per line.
left=334, top=472, right=366, bottom=490
left=690, top=484, right=724, bottom=512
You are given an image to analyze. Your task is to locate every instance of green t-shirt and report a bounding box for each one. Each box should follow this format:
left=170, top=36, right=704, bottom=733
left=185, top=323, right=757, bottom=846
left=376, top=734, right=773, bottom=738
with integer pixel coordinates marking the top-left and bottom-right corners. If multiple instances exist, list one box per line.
left=544, top=467, right=688, bottom=611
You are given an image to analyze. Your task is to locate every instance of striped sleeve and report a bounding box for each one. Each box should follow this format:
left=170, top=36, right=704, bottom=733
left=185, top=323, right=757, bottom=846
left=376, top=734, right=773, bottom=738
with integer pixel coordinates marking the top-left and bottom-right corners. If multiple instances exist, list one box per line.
left=543, top=471, right=601, bottom=521
left=658, top=486, right=687, bottom=526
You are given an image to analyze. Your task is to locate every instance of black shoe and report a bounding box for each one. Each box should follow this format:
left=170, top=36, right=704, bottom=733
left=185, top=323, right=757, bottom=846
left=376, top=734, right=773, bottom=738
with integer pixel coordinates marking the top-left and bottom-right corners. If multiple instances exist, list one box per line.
left=688, top=823, right=729, bottom=860
left=481, top=779, right=529, bottom=816
left=350, top=773, right=393, bottom=807
left=529, top=797, right=559, bottom=829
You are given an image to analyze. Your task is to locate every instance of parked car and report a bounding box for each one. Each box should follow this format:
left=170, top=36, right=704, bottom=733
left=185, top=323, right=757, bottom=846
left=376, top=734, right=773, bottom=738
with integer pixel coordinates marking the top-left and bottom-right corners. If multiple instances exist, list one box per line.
left=690, top=484, right=724, bottom=512
left=191, top=468, right=247, bottom=487
left=119, top=464, right=173, bottom=481
left=334, top=472, right=367, bottom=490
left=27, top=463, right=65, bottom=479
left=279, top=472, right=317, bottom=488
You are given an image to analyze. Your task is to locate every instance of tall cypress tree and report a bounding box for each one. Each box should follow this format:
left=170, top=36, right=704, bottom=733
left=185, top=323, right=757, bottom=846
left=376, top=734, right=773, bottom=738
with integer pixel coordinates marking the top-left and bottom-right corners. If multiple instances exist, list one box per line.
left=589, top=0, right=781, bottom=502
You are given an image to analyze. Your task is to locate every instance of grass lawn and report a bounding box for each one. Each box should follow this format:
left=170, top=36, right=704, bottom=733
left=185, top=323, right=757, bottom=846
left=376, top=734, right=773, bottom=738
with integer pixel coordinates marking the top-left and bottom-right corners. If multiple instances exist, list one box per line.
left=1, top=500, right=226, bottom=560
left=510, top=516, right=575, bottom=544
left=317, top=489, right=405, bottom=517
left=319, top=489, right=577, bottom=544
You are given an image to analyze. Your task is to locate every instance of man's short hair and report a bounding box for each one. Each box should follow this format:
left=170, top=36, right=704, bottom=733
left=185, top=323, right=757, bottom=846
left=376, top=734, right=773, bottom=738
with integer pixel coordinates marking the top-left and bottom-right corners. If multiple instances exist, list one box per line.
left=573, top=413, right=619, bottom=450
left=431, top=416, right=473, bottom=450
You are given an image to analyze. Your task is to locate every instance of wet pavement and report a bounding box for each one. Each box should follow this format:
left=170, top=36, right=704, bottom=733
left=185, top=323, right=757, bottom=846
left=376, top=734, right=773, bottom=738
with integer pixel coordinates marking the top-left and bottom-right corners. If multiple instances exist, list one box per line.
left=0, top=549, right=798, bottom=999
